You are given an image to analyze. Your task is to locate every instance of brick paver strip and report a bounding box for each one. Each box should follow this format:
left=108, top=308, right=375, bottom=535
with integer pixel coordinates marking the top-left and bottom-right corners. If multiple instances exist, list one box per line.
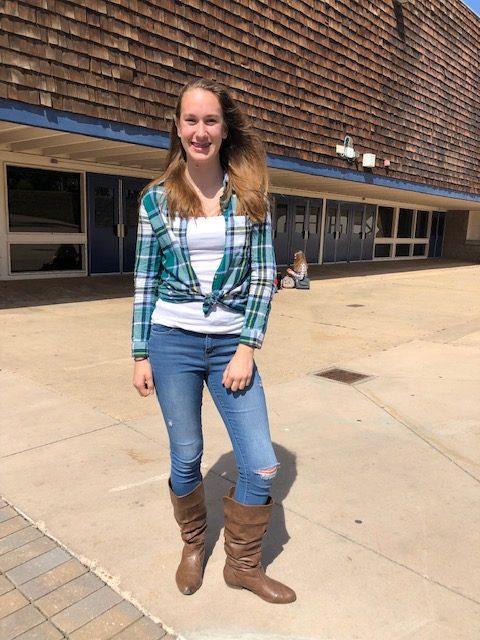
left=0, top=507, right=17, bottom=523
left=0, top=527, right=43, bottom=556
left=19, top=558, right=88, bottom=601
left=36, top=571, right=104, bottom=617
left=69, top=600, right=143, bottom=640
left=111, top=616, right=167, bottom=640
left=0, top=604, right=46, bottom=640
left=0, top=537, right=57, bottom=572
left=0, top=588, right=29, bottom=617
left=0, top=516, right=31, bottom=539
left=0, top=506, right=174, bottom=640
left=51, top=584, right=123, bottom=634
left=6, top=548, right=71, bottom=586
left=14, top=620, right=65, bottom=639
left=0, top=574, right=15, bottom=596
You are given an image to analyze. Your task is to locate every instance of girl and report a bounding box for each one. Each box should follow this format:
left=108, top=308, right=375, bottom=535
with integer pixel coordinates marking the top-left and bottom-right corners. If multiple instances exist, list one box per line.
left=286, top=250, right=308, bottom=282
left=132, top=79, right=295, bottom=604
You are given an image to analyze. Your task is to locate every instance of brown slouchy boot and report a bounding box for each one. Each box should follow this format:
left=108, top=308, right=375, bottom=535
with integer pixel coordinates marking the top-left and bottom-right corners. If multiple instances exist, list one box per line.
left=169, top=480, right=206, bottom=595
left=223, top=488, right=296, bottom=604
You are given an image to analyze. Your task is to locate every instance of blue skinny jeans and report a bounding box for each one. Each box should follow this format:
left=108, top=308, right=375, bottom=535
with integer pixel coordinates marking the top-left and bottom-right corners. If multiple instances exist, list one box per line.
left=148, top=324, right=279, bottom=505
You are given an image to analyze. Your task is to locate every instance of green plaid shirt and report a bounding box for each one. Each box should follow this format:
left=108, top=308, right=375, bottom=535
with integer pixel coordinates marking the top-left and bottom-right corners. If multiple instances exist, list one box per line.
left=132, top=183, right=276, bottom=358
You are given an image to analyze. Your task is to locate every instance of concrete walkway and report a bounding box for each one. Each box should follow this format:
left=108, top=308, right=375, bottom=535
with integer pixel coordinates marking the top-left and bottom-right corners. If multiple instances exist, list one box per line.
left=1, top=259, right=479, bottom=640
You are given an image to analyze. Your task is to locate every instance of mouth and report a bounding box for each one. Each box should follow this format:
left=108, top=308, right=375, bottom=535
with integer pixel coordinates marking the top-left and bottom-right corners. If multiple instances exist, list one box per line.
left=191, top=141, right=211, bottom=151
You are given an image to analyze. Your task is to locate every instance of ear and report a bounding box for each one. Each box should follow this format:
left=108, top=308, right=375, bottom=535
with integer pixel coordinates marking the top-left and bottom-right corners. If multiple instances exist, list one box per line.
left=222, top=124, right=228, bottom=140
left=174, top=117, right=181, bottom=137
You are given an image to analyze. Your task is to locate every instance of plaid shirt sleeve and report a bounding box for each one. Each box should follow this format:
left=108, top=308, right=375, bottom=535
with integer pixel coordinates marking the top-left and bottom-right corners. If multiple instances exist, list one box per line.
left=131, top=201, right=162, bottom=358
left=239, top=212, right=277, bottom=349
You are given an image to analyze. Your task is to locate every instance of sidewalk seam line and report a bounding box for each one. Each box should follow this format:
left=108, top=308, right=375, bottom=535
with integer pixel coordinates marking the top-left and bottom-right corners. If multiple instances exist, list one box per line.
left=355, top=386, right=480, bottom=485
left=0, top=422, right=123, bottom=460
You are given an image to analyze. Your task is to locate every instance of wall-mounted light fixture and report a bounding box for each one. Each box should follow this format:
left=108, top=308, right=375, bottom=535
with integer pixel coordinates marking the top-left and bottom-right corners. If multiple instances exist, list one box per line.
left=335, top=135, right=358, bottom=163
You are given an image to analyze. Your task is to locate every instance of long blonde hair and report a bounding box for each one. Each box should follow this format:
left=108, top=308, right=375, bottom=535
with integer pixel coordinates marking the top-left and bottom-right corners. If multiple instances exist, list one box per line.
left=293, top=250, right=307, bottom=273
left=145, top=79, right=268, bottom=222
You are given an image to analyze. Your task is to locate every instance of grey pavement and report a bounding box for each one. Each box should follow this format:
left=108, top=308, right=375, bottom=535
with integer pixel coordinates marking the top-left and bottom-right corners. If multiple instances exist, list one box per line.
left=1, top=259, right=479, bottom=640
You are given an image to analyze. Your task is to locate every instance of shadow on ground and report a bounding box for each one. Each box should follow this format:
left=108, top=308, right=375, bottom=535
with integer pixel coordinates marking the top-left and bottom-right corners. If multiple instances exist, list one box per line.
left=203, top=443, right=297, bottom=569
left=1, top=259, right=475, bottom=309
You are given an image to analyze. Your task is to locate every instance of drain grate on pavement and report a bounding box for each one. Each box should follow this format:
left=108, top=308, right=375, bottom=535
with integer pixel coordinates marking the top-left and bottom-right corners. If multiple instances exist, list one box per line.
left=314, top=367, right=370, bottom=385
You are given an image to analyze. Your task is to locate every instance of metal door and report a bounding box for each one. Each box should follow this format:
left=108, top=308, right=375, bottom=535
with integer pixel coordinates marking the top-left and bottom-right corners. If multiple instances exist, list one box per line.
left=88, top=174, right=120, bottom=274
left=305, top=200, right=322, bottom=262
left=429, top=211, right=445, bottom=257
left=122, top=178, right=149, bottom=272
left=323, top=201, right=376, bottom=263
left=88, top=174, right=148, bottom=274
left=323, top=200, right=340, bottom=263
left=347, top=203, right=364, bottom=261
left=291, top=201, right=308, bottom=255
left=361, top=204, right=375, bottom=260
left=349, top=203, right=375, bottom=261
left=272, top=197, right=290, bottom=265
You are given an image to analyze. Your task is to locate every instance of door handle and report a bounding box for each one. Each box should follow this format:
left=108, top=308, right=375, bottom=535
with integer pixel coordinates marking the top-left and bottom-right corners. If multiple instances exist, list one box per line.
left=116, top=223, right=126, bottom=238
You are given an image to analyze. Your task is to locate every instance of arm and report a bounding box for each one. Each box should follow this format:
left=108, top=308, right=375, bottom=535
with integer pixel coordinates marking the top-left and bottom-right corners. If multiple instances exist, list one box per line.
left=131, top=200, right=162, bottom=397
left=223, top=213, right=276, bottom=392
left=238, top=211, right=276, bottom=349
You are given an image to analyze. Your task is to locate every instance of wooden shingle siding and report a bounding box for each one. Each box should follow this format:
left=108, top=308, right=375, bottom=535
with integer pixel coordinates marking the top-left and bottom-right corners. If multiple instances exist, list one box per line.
left=1, top=0, right=479, bottom=193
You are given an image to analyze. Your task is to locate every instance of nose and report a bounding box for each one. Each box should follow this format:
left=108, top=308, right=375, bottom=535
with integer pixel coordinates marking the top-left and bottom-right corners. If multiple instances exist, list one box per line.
left=195, top=121, right=207, bottom=138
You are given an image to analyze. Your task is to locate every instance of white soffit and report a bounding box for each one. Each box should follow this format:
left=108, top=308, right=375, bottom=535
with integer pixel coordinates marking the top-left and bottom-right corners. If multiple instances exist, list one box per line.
left=0, top=121, right=478, bottom=211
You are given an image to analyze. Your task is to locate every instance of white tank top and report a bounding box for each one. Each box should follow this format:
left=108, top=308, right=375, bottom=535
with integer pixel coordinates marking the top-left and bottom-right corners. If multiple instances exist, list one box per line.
left=151, top=216, right=244, bottom=334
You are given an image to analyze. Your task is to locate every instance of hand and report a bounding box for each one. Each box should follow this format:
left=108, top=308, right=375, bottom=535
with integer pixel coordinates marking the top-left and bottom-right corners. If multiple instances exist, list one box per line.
left=132, top=359, right=154, bottom=397
left=222, top=344, right=254, bottom=392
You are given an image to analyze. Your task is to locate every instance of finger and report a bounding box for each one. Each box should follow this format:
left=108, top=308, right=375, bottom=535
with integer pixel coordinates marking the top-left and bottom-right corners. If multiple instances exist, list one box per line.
left=221, top=367, right=229, bottom=386
left=145, top=375, right=154, bottom=394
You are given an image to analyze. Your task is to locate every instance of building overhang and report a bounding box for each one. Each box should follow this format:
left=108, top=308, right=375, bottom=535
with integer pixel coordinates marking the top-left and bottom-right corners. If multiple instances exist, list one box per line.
left=1, top=99, right=479, bottom=212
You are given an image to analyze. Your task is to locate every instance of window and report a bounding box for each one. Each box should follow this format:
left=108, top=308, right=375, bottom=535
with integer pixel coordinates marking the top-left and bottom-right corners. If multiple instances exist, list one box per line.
left=275, top=204, right=288, bottom=234
left=415, top=211, right=429, bottom=238
left=7, top=166, right=82, bottom=233
left=395, top=244, right=411, bottom=257
left=10, top=244, right=83, bottom=273
left=413, top=244, right=427, bottom=256
left=397, top=209, right=414, bottom=238
left=309, top=205, right=321, bottom=235
left=376, top=207, right=394, bottom=238
left=374, top=244, right=391, bottom=258
left=295, top=205, right=306, bottom=233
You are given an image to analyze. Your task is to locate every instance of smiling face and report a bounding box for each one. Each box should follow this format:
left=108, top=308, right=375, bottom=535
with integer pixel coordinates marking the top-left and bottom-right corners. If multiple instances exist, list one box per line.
left=175, top=88, right=227, bottom=169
